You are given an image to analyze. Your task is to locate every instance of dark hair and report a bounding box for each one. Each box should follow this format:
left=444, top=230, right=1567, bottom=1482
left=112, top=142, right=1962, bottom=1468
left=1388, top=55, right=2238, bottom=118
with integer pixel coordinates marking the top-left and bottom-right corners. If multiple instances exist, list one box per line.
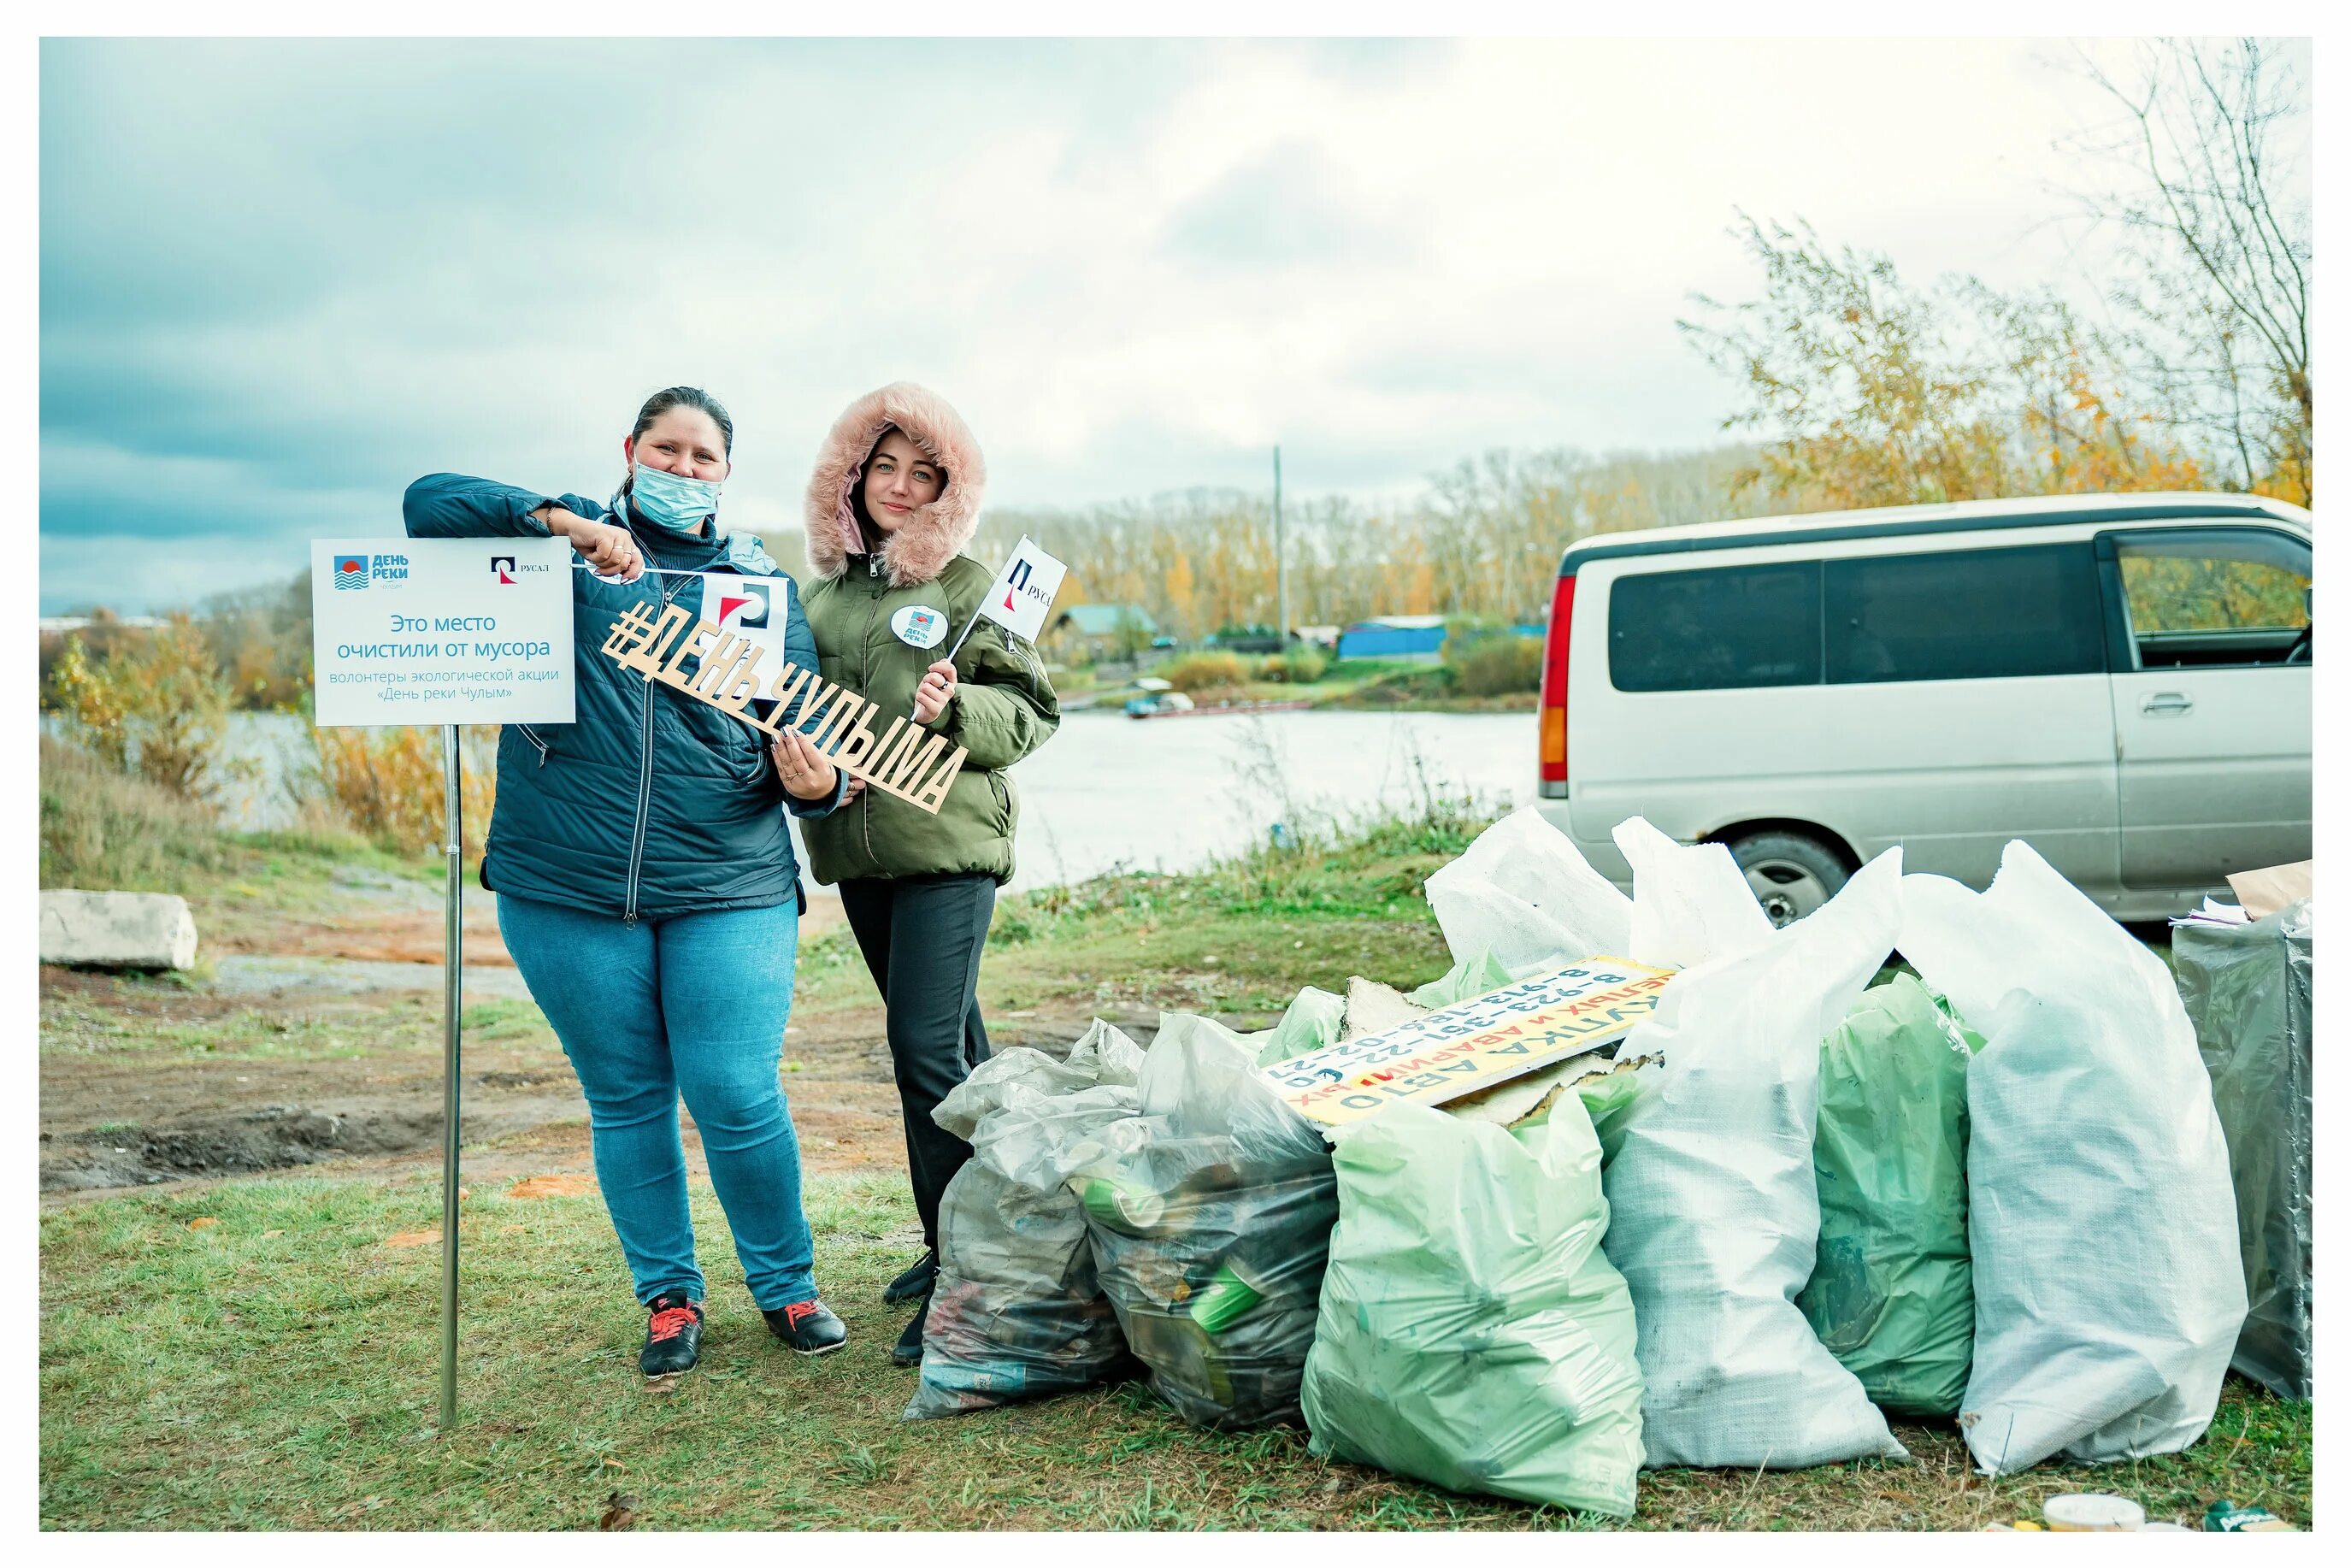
left=631, top=386, right=734, bottom=457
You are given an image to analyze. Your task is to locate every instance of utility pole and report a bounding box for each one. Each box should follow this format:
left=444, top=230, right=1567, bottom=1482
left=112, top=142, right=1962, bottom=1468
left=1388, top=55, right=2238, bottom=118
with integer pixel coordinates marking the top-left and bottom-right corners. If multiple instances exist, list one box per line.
left=1273, top=445, right=1288, bottom=647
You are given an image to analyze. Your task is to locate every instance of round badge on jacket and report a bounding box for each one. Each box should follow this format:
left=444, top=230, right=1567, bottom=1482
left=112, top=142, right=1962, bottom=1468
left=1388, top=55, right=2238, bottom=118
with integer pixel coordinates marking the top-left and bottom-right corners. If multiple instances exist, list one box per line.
left=892, top=604, right=948, bottom=650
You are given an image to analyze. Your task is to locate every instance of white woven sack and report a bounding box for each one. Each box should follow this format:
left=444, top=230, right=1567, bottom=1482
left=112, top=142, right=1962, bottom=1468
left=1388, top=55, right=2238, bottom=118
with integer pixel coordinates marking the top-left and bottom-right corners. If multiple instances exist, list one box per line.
left=1612, top=817, right=1776, bottom=971
left=1425, top=806, right=1634, bottom=975
left=1601, top=848, right=1910, bottom=1469
left=1902, top=844, right=2247, bottom=1474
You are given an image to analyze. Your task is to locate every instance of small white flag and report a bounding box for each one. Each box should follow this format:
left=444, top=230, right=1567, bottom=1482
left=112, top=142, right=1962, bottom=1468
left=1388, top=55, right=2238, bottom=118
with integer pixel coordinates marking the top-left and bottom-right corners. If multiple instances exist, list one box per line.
left=699, top=573, right=793, bottom=668
left=975, top=535, right=1067, bottom=645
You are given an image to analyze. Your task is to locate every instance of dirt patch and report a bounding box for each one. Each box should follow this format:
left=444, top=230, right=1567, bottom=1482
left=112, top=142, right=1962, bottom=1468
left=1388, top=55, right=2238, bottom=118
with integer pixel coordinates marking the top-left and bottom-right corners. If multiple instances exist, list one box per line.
left=508, top=1173, right=596, bottom=1200
left=50, top=1104, right=446, bottom=1190
left=40, top=947, right=1149, bottom=1205
left=41, top=1082, right=597, bottom=1194
left=233, top=907, right=516, bottom=965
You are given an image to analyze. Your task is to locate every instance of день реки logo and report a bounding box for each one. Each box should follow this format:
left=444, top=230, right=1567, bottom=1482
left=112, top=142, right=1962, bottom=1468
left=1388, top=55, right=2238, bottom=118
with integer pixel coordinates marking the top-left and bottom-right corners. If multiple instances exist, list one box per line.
left=334, top=556, right=368, bottom=590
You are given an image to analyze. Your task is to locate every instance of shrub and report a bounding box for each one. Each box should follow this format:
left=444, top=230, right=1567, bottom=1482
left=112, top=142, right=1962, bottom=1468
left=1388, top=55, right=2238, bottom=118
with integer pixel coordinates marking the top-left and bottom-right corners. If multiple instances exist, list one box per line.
left=1281, top=645, right=1330, bottom=684
left=39, top=736, right=238, bottom=891
left=1254, top=650, right=1332, bottom=684
left=1158, top=651, right=1252, bottom=693
left=1446, top=635, right=1544, bottom=698
left=46, top=616, right=242, bottom=798
left=313, top=725, right=498, bottom=858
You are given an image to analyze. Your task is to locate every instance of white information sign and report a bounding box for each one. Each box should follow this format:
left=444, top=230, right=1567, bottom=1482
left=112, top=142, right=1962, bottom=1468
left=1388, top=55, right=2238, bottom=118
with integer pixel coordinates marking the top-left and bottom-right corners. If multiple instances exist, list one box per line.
left=310, top=538, right=576, bottom=727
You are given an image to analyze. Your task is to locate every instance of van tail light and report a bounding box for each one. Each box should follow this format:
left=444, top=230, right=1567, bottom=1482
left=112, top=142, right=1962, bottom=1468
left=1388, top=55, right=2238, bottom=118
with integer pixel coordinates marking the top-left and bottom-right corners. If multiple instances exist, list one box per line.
left=1538, top=573, right=1574, bottom=789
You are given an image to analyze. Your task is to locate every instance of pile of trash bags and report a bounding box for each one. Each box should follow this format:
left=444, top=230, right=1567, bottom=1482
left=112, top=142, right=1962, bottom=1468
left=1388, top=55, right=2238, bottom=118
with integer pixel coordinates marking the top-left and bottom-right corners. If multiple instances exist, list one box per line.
left=911, top=802, right=2258, bottom=1514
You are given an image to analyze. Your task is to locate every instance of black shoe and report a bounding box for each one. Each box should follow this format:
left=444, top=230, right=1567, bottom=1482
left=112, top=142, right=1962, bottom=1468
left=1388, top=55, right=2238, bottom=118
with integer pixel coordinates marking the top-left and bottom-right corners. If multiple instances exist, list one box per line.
left=762, top=1299, right=847, bottom=1357
left=639, top=1291, right=703, bottom=1377
left=883, top=1249, right=938, bottom=1306
left=892, top=1294, right=932, bottom=1368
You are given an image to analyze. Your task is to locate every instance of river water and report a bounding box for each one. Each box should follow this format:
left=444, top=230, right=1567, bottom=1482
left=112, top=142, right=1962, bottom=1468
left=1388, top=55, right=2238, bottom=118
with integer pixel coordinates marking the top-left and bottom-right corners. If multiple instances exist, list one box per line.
left=174, top=709, right=1538, bottom=892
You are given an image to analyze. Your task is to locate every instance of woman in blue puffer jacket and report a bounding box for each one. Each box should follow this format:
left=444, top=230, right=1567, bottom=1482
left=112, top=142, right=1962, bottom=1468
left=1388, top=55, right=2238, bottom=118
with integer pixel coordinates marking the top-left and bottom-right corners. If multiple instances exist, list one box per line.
left=404, top=385, right=851, bottom=1380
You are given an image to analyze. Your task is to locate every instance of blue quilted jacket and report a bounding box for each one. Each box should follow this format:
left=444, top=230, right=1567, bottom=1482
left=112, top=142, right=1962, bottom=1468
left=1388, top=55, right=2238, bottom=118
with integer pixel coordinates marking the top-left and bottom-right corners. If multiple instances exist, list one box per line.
left=403, top=473, right=841, bottom=920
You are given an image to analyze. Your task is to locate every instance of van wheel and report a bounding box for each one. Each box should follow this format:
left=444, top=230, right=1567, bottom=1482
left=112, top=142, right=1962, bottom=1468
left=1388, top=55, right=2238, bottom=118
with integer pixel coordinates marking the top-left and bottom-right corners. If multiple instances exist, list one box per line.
left=1726, top=831, right=1849, bottom=928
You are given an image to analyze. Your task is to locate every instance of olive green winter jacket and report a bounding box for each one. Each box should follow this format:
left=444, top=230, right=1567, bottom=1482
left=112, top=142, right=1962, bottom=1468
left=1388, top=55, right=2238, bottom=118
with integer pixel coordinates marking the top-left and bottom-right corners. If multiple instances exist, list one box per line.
left=798, top=551, right=1058, bottom=884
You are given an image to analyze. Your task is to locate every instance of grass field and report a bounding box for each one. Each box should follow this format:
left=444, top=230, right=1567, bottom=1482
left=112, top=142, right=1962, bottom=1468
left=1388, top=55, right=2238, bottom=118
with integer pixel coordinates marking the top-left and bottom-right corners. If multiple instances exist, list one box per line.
left=38, top=1169, right=2309, bottom=1531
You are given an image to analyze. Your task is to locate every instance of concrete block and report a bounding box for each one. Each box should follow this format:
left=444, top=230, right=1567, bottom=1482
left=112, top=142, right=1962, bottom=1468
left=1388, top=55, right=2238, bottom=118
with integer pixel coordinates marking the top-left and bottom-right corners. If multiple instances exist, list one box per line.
left=39, top=890, right=200, bottom=970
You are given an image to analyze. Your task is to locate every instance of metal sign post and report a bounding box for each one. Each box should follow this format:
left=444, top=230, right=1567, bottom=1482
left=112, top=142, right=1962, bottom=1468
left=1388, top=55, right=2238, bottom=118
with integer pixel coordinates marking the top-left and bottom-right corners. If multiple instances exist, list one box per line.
left=439, top=723, right=463, bottom=1432
left=309, top=536, right=574, bottom=1435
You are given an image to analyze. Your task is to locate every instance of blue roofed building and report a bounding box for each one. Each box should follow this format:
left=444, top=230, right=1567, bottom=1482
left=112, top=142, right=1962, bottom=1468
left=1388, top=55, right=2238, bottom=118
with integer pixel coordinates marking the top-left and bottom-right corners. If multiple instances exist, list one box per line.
left=1335, top=615, right=1448, bottom=662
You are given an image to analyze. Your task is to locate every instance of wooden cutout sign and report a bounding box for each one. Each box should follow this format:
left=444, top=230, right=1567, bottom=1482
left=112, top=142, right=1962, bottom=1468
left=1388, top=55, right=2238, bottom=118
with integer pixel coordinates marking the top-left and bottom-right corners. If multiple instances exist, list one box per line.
left=600, top=599, right=969, bottom=814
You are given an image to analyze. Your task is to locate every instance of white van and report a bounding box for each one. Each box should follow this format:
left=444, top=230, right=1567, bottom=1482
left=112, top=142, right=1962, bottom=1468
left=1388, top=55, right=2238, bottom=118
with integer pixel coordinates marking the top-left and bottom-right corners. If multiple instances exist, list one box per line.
left=1533, top=492, right=2313, bottom=923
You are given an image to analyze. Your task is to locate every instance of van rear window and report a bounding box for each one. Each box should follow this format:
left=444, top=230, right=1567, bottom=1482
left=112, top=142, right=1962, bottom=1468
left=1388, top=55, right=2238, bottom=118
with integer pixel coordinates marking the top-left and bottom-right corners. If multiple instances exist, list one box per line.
left=1824, top=544, right=2104, bottom=684
left=1608, top=563, right=1822, bottom=692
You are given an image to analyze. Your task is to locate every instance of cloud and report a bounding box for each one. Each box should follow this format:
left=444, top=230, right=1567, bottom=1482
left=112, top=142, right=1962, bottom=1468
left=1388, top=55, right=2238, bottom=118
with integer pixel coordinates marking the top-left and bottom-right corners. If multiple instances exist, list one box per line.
left=40, top=36, right=2249, bottom=613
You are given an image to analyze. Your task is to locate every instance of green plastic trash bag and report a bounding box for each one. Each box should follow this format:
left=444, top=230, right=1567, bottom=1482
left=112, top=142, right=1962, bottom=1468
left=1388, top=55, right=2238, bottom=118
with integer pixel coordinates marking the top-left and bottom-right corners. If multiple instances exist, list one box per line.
left=1795, top=974, right=1981, bottom=1418
left=1574, top=1063, right=1658, bottom=1167
left=1249, top=987, right=1346, bottom=1068
left=1408, top=947, right=1511, bottom=1009
left=1300, top=1098, right=1643, bottom=1518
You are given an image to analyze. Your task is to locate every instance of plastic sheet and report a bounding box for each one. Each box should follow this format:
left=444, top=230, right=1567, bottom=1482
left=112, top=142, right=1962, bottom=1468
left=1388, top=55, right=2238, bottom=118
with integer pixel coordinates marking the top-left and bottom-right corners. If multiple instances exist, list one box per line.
left=1425, top=807, right=1633, bottom=975
left=1078, top=1013, right=1338, bottom=1429
left=1797, top=976, right=1980, bottom=1418
left=1902, top=843, right=2248, bottom=1473
left=1302, top=1097, right=1644, bottom=1517
left=1600, top=849, right=1910, bottom=1469
left=2172, top=899, right=2313, bottom=1401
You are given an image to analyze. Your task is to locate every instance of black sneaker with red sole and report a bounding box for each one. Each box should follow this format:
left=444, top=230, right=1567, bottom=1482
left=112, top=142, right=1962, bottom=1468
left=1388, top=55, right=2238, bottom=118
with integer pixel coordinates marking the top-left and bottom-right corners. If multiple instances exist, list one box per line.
left=763, top=1299, right=847, bottom=1357
left=639, top=1291, right=703, bottom=1377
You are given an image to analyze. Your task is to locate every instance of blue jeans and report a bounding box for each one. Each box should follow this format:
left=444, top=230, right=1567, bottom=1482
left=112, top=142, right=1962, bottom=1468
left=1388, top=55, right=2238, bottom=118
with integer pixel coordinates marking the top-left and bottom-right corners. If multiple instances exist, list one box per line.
left=496, top=894, right=816, bottom=1310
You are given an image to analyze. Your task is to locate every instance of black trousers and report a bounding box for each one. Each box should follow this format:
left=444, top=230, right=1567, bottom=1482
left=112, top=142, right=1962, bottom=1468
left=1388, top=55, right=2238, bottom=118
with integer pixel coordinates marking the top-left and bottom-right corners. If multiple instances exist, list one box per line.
left=836, top=872, right=996, bottom=1254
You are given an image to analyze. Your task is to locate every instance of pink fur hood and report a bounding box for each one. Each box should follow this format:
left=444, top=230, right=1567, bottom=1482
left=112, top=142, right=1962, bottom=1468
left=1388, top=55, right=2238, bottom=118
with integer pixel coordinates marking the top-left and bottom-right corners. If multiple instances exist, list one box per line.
left=802, top=381, right=987, bottom=587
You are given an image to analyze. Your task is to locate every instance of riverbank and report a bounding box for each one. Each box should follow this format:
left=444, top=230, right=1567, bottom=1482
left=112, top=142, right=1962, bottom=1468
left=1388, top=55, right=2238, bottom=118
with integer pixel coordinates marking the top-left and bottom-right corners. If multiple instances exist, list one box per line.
left=1058, top=656, right=1538, bottom=716
left=38, top=761, right=2307, bottom=1530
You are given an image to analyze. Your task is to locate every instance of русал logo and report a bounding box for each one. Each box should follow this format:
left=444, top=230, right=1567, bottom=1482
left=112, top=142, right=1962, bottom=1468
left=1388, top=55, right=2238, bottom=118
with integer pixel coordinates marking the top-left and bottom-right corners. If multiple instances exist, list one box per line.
left=491, top=556, right=517, bottom=584
left=334, top=556, right=368, bottom=590
left=716, top=582, right=771, bottom=628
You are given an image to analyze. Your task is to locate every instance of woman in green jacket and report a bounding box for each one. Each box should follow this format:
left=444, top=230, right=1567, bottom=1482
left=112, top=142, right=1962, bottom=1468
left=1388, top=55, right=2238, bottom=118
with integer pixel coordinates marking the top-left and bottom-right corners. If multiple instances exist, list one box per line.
left=793, top=382, right=1060, bottom=1367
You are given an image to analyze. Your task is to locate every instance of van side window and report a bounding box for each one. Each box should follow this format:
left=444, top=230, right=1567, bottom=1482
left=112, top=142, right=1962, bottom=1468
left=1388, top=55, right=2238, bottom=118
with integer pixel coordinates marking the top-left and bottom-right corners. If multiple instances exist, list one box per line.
left=2114, top=530, right=2311, bottom=669
left=1608, top=563, right=1821, bottom=692
left=1824, top=544, right=2104, bottom=684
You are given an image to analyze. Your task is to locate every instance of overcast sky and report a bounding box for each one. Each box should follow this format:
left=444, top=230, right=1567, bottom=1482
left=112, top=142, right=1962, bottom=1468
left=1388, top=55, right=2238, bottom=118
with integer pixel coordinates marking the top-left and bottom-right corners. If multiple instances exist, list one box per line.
left=37, top=36, right=2265, bottom=613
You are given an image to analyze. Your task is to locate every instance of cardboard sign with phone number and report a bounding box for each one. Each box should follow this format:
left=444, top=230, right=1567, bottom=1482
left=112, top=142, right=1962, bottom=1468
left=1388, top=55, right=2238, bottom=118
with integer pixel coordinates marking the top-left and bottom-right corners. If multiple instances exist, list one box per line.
left=1262, top=958, right=1674, bottom=1129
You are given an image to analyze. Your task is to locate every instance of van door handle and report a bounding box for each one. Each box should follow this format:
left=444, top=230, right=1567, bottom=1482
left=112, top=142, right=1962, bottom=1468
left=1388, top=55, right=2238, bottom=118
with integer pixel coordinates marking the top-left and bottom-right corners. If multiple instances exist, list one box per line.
left=2142, top=692, right=2194, bottom=715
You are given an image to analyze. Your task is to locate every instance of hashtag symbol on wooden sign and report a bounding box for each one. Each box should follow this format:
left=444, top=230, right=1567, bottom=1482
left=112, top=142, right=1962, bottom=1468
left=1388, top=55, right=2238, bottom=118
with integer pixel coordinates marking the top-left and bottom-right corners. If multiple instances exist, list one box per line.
left=601, top=600, right=661, bottom=659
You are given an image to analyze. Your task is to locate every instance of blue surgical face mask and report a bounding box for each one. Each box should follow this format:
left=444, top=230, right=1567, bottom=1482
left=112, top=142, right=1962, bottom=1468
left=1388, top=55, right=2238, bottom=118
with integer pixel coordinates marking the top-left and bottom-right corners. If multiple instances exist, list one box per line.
left=628, top=462, right=724, bottom=534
